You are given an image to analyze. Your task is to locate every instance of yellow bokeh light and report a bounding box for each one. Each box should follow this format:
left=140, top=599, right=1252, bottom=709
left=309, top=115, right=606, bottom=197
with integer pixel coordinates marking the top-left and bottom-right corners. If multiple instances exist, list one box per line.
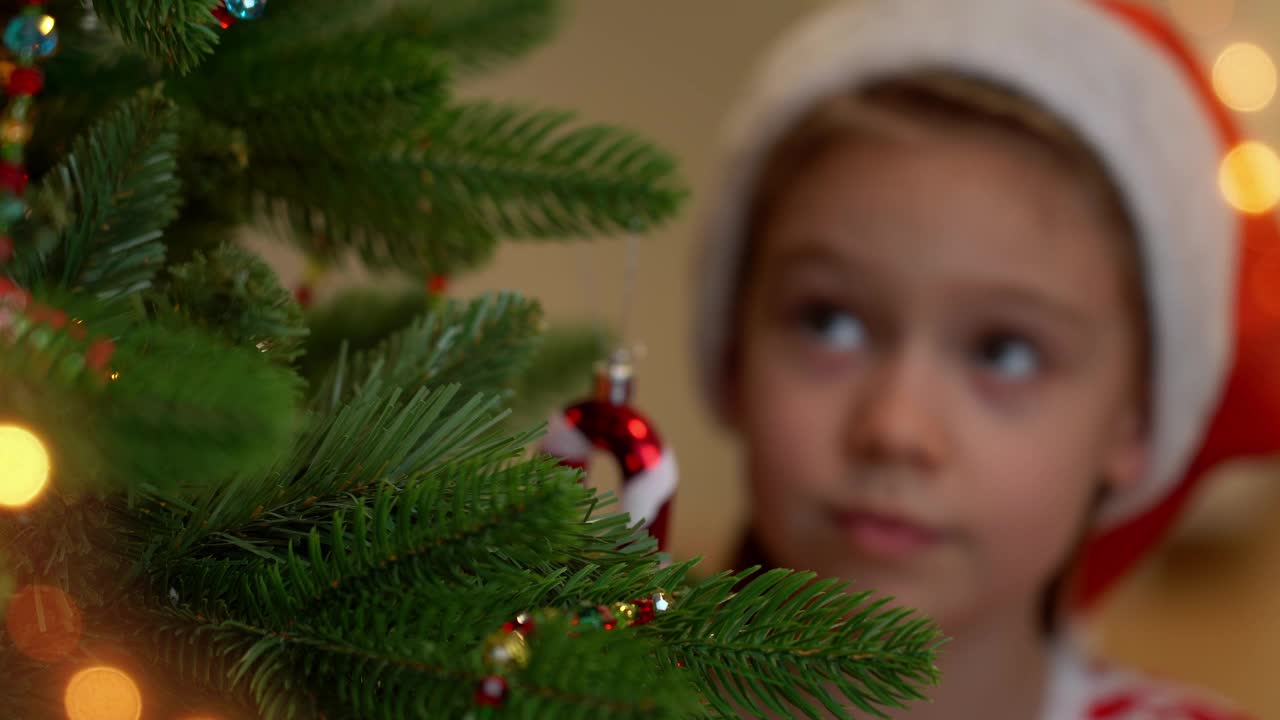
left=1214, top=42, right=1278, bottom=112
left=64, top=666, right=142, bottom=720
left=37, top=15, right=54, bottom=36
left=0, top=425, right=50, bottom=508
left=1170, top=0, right=1235, bottom=35
left=1220, top=141, right=1280, bottom=215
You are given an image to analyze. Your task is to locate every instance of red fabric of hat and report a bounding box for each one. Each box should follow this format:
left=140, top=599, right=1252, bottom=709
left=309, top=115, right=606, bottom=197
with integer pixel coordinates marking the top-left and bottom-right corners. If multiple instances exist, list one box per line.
left=1073, top=0, right=1280, bottom=610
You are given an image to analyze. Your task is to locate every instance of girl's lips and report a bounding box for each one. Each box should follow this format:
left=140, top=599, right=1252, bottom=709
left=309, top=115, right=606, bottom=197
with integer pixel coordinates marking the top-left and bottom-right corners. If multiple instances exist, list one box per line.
left=833, top=509, right=944, bottom=560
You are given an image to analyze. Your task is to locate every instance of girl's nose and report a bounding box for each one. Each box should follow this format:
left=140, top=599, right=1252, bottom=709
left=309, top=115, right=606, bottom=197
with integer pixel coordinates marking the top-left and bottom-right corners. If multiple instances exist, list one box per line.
left=845, top=344, right=946, bottom=475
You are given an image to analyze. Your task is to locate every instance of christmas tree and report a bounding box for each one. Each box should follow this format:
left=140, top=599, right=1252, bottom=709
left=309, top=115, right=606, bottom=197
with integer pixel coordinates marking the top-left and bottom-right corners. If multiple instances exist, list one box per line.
left=0, top=1, right=942, bottom=718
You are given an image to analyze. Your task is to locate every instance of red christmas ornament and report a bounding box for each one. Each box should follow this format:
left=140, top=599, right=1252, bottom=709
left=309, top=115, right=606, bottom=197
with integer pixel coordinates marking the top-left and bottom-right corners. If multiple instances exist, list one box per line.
left=501, top=611, right=535, bottom=637
left=211, top=5, right=237, bottom=29
left=474, top=675, right=508, bottom=707
left=7, top=67, right=43, bottom=96
left=5, top=584, right=83, bottom=663
left=630, top=597, right=656, bottom=626
left=85, top=338, right=116, bottom=372
left=0, top=276, right=30, bottom=309
left=427, top=274, right=449, bottom=296
left=0, top=162, right=28, bottom=195
left=293, top=284, right=314, bottom=308
left=540, top=349, right=677, bottom=551
left=26, top=304, right=67, bottom=329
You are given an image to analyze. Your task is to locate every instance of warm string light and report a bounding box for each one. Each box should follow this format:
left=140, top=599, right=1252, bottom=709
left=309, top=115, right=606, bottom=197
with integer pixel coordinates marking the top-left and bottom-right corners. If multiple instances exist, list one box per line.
left=64, top=666, right=142, bottom=720
left=1213, top=42, right=1277, bottom=112
left=1220, top=141, right=1280, bottom=214
left=0, top=424, right=50, bottom=508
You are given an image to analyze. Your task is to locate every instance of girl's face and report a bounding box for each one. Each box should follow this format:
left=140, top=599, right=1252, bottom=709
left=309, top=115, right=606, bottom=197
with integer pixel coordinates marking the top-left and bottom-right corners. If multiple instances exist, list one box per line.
left=731, top=129, right=1148, bottom=632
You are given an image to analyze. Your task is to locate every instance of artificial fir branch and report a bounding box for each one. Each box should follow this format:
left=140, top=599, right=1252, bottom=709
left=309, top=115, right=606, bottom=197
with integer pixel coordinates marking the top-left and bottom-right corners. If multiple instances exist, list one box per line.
left=0, top=293, right=300, bottom=496
left=13, top=88, right=180, bottom=300
left=155, top=243, right=309, bottom=365
left=125, top=382, right=530, bottom=560
left=311, top=293, right=543, bottom=412
left=176, top=33, right=450, bottom=159
left=416, top=100, right=686, bottom=240
left=298, top=286, right=433, bottom=384
left=0, top=1, right=945, bottom=717
left=503, top=323, right=610, bottom=432
left=645, top=569, right=943, bottom=720
left=376, top=0, right=564, bottom=74
left=91, top=0, right=222, bottom=74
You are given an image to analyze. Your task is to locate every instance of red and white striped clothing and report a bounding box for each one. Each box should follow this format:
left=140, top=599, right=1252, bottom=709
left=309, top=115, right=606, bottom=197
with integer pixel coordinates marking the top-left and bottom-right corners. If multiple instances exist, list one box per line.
left=1043, top=644, right=1252, bottom=720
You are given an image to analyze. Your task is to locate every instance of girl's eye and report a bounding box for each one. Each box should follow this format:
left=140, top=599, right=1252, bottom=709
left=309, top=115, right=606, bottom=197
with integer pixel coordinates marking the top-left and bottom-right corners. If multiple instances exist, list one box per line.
left=800, top=305, right=867, bottom=352
left=976, top=333, right=1042, bottom=381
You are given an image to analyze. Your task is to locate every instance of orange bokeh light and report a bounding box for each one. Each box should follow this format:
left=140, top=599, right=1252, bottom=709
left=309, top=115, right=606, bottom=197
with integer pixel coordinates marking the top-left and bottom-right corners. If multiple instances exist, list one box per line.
left=1220, top=141, right=1280, bottom=215
left=1213, top=42, right=1277, bottom=112
left=0, top=424, right=51, bottom=508
left=65, top=666, right=142, bottom=720
left=4, top=584, right=82, bottom=663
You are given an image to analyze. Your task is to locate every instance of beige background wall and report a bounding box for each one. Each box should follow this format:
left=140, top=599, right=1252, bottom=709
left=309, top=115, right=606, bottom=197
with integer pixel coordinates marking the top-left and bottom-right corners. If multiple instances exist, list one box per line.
left=265, top=1, right=1280, bottom=715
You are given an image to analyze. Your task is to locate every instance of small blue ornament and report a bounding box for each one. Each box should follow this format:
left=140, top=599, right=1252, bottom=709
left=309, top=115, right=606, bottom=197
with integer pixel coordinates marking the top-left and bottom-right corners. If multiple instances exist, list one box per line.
left=4, top=14, right=58, bottom=58
left=0, top=194, right=25, bottom=225
left=224, top=0, right=267, bottom=20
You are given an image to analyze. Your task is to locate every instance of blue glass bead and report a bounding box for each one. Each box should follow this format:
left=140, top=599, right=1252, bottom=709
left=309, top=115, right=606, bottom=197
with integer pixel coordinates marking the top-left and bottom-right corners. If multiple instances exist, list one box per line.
left=4, top=15, right=58, bottom=58
left=0, top=193, right=25, bottom=225
left=224, top=0, right=267, bottom=20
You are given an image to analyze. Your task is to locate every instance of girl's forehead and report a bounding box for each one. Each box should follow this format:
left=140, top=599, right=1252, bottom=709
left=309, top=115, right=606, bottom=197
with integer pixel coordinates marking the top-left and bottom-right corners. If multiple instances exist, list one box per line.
left=751, top=136, right=1143, bottom=314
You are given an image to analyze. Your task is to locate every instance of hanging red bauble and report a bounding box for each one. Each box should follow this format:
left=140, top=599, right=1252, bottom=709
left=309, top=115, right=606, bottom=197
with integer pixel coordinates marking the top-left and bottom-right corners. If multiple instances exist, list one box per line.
left=474, top=675, right=508, bottom=707
left=211, top=5, right=237, bottom=29
left=0, top=162, right=28, bottom=195
left=540, top=349, right=677, bottom=552
left=7, top=66, right=42, bottom=96
left=84, top=338, right=116, bottom=372
left=293, top=258, right=326, bottom=309
left=427, top=274, right=449, bottom=296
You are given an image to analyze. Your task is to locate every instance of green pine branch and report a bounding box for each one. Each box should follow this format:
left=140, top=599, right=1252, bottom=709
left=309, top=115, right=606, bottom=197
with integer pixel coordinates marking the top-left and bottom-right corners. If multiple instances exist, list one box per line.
left=177, top=33, right=450, bottom=159
left=0, top=291, right=301, bottom=496
left=417, top=100, right=685, bottom=240
left=151, top=243, right=309, bottom=365
left=297, top=285, right=433, bottom=384
left=126, top=459, right=698, bottom=719
left=233, top=100, right=685, bottom=277
left=377, top=0, right=564, bottom=74
left=312, top=293, right=543, bottom=413
left=131, top=381, right=529, bottom=560
left=504, top=323, right=610, bottom=432
left=92, top=0, right=222, bottom=74
left=645, top=569, right=943, bottom=720
left=13, top=88, right=181, bottom=300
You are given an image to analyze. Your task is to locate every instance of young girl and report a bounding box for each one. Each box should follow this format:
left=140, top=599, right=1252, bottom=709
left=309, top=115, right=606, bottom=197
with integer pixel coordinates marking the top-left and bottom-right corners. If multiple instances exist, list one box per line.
left=694, top=0, right=1280, bottom=717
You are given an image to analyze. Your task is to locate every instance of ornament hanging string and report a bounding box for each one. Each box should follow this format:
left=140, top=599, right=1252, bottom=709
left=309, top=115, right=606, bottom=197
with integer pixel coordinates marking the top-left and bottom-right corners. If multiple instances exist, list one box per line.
left=617, top=233, right=641, bottom=349
left=542, top=232, right=678, bottom=552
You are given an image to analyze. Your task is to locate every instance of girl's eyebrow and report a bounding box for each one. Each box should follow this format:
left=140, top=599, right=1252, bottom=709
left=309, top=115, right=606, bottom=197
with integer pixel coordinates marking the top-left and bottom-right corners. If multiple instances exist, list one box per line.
left=950, top=283, right=1094, bottom=335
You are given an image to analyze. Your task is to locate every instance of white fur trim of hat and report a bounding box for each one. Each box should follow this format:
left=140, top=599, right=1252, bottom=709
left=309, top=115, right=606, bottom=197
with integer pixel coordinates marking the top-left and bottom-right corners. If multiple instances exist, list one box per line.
left=694, top=0, right=1237, bottom=530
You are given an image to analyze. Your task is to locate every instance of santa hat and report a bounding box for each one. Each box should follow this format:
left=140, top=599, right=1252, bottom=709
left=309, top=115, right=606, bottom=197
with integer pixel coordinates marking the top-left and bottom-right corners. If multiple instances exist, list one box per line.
left=694, top=0, right=1280, bottom=610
